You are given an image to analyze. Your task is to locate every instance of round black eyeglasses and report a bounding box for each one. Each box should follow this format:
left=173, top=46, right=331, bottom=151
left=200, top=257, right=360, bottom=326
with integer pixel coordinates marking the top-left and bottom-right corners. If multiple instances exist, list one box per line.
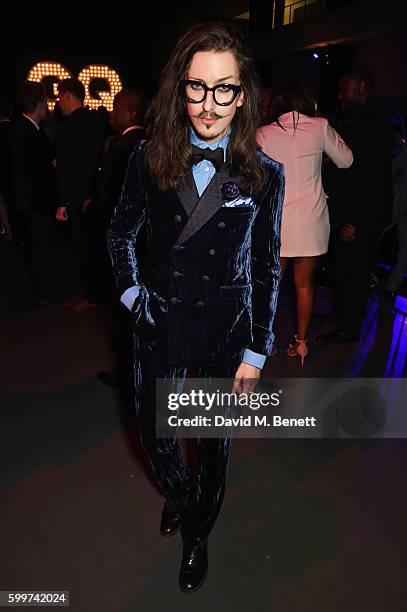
left=179, top=80, right=242, bottom=106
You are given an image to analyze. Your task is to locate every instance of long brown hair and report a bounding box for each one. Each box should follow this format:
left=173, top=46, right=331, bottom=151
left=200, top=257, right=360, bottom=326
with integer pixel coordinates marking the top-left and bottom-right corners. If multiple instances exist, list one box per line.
left=269, top=80, right=316, bottom=131
left=145, top=22, right=264, bottom=193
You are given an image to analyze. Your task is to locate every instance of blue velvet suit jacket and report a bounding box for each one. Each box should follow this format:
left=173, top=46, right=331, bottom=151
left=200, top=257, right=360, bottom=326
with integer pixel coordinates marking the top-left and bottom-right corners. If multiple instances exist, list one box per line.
left=107, top=141, right=284, bottom=367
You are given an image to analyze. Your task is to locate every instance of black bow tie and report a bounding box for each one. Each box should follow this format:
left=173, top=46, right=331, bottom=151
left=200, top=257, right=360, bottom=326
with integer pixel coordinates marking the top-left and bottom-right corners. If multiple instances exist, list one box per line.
left=191, top=144, right=224, bottom=172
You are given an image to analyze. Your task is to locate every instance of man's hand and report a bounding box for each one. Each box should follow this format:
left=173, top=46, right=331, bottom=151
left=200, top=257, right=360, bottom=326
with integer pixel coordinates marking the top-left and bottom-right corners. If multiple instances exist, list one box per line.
left=340, top=223, right=356, bottom=242
left=232, top=362, right=261, bottom=396
left=56, top=206, right=68, bottom=222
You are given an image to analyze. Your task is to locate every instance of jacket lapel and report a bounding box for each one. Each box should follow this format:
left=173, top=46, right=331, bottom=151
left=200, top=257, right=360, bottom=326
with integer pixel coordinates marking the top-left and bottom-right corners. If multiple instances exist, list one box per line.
left=176, top=173, right=199, bottom=217
left=175, top=165, right=235, bottom=245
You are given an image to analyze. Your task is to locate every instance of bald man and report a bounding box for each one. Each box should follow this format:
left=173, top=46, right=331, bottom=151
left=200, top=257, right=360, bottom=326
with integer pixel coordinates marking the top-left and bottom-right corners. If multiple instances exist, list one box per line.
left=97, top=89, right=148, bottom=386
left=100, top=88, right=148, bottom=221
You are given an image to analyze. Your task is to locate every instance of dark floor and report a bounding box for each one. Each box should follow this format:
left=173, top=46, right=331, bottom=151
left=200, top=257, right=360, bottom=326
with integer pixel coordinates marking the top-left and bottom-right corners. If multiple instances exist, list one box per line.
left=1, top=242, right=407, bottom=612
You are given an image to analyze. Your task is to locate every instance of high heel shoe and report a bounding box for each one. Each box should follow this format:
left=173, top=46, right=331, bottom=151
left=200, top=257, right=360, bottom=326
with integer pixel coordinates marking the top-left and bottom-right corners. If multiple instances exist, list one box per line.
left=287, top=335, right=308, bottom=366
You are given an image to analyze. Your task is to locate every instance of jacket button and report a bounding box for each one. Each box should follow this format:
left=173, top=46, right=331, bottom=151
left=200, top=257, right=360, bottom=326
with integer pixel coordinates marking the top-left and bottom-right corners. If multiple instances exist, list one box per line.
left=209, top=248, right=216, bottom=255
left=202, top=275, right=210, bottom=282
left=217, top=221, right=225, bottom=229
left=174, top=214, right=182, bottom=223
left=170, top=296, right=179, bottom=304
left=196, top=301, right=205, bottom=308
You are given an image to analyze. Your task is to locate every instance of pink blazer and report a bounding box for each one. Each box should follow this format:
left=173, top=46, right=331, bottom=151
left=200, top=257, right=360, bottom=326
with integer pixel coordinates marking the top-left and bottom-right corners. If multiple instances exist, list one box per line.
left=257, top=112, right=353, bottom=256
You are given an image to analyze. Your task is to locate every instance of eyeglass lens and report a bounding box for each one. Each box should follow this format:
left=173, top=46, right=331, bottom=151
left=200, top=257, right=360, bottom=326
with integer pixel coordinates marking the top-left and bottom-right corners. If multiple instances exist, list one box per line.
left=185, top=82, right=238, bottom=105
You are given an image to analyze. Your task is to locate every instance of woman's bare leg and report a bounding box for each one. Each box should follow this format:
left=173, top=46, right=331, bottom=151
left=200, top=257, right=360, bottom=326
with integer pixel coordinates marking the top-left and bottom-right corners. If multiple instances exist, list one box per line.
left=292, top=257, right=317, bottom=340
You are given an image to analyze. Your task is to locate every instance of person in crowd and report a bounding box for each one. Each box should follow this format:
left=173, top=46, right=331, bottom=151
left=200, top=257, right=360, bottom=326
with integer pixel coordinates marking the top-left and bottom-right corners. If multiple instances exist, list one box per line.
left=380, top=141, right=407, bottom=297
left=10, top=81, right=58, bottom=306
left=107, top=23, right=284, bottom=592
left=55, top=77, right=108, bottom=311
left=96, top=88, right=148, bottom=387
left=0, top=96, right=13, bottom=241
left=98, top=88, right=147, bottom=224
left=257, top=80, right=353, bottom=364
left=317, top=66, right=394, bottom=343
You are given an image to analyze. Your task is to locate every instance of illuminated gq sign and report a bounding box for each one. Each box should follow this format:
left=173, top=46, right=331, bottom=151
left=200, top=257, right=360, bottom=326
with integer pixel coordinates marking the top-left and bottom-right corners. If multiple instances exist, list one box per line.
left=27, top=62, right=123, bottom=111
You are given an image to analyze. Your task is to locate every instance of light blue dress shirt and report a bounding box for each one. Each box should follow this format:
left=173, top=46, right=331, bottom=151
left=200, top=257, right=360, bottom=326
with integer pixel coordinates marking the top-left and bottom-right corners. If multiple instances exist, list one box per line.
left=121, top=130, right=267, bottom=369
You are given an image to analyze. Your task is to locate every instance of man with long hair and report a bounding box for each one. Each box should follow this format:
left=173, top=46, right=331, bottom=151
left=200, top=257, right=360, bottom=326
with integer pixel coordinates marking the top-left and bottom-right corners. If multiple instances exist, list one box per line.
left=108, top=22, right=284, bottom=592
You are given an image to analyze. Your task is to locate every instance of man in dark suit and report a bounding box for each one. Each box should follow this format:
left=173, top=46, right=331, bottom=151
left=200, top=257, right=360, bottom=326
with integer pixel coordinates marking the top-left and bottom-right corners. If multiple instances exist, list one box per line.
left=55, top=78, right=107, bottom=310
left=97, top=88, right=148, bottom=386
left=108, top=23, right=284, bottom=592
left=0, top=96, right=14, bottom=241
left=318, top=67, right=393, bottom=343
left=10, top=81, right=58, bottom=305
left=98, top=88, right=147, bottom=224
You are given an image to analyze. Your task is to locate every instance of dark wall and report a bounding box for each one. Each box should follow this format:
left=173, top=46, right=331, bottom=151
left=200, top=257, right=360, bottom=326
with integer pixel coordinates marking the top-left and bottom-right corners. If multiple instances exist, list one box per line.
left=1, top=0, right=156, bottom=103
left=2, top=0, right=252, bottom=104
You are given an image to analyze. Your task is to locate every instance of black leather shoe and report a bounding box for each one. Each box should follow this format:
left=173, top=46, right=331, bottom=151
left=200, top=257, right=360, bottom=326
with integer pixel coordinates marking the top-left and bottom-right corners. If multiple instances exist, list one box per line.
left=160, top=500, right=185, bottom=537
left=316, top=330, right=359, bottom=344
left=179, top=541, right=208, bottom=593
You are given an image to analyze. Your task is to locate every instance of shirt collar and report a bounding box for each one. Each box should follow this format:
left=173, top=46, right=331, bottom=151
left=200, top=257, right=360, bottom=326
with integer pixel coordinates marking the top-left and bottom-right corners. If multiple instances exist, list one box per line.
left=23, top=114, right=40, bottom=130
left=189, top=127, right=230, bottom=162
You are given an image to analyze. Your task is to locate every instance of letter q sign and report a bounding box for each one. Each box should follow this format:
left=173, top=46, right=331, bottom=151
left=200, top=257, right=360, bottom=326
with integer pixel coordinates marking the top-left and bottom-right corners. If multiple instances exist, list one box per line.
left=27, top=62, right=123, bottom=112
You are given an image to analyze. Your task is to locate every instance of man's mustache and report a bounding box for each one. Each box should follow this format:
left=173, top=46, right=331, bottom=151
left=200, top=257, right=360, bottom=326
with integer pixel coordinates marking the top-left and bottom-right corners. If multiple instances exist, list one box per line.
left=195, top=111, right=224, bottom=120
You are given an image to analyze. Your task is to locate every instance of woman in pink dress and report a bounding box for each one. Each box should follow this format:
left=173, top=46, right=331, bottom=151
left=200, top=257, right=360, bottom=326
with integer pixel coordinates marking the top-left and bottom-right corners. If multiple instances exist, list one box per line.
left=257, top=81, right=353, bottom=364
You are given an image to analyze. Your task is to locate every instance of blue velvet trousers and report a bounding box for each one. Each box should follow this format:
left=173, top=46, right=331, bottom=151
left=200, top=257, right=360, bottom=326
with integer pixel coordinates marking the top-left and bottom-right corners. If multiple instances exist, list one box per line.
left=133, top=337, right=243, bottom=546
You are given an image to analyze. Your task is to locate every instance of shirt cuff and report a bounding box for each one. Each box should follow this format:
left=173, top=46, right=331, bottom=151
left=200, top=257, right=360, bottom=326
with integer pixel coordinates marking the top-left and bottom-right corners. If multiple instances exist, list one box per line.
left=120, top=285, right=140, bottom=311
left=242, top=349, right=266, bottom=369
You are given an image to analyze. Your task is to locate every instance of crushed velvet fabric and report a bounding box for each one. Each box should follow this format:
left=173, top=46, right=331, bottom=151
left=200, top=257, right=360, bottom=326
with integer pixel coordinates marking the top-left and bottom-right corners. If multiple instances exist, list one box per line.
left=107, top=142, right=284, bottom=367
left=134, top=340, right=244, bottom=545
left=107, top=141, right=284, bottom=545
